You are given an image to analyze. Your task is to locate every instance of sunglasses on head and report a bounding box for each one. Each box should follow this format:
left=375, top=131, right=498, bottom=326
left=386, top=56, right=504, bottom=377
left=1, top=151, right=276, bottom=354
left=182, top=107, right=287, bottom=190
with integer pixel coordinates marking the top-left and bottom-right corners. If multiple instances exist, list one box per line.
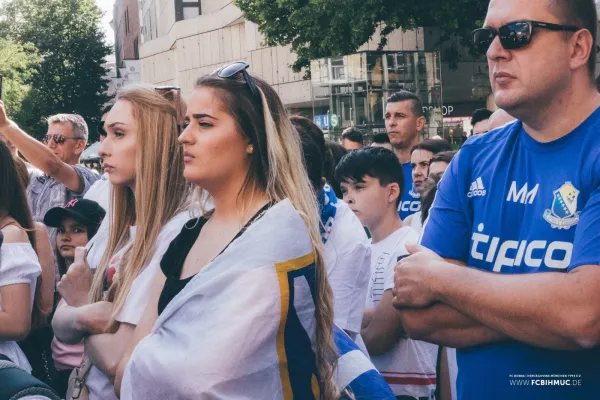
left=42, top=133, right=81, bottom=145
left=473, top=20, right=581, bottom=54
left=213, top=62, right=261, bottom=102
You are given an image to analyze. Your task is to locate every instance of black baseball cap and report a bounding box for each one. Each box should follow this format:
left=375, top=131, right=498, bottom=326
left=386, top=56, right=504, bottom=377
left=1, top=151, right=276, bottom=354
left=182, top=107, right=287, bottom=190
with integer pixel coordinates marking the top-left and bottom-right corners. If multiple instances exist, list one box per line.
left=44, top=199, right=106, bottom=228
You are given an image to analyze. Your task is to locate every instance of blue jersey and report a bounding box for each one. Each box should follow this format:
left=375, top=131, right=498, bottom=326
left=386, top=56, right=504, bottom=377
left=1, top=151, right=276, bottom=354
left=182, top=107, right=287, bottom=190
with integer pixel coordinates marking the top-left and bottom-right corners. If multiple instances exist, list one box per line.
left=398, top=162, right=420, bottom=220
left=421, top=110, right=600, bottom=400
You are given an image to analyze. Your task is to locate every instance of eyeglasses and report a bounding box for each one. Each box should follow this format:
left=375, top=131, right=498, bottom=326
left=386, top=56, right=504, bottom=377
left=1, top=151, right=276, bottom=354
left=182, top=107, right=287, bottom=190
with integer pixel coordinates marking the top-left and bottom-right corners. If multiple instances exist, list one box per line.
left=214, top=62, right=261, bottom=102
left=473, top=20, right=581, bottom=54
left=42, top=133, right=82, bottom=145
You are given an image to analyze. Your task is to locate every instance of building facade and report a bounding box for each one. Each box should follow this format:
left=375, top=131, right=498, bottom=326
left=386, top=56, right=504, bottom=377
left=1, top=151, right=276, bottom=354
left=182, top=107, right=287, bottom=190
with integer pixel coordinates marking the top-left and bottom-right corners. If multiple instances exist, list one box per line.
left=112, top=0, right=142, bottom=71
left=136, top=1, right=600, bottom=141
left=137, top=0, right=427, bottom=119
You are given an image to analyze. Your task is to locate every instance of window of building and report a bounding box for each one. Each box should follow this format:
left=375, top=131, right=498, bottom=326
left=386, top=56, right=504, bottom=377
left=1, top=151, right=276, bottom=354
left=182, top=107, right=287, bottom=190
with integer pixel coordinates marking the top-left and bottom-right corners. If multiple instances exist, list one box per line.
left=175, top=0, right=201, bottom=22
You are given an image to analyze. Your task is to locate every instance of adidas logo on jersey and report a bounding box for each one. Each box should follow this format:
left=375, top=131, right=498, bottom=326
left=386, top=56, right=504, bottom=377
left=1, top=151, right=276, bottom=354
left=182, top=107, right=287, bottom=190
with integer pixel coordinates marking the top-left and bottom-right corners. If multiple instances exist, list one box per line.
left=467, top=177, right=487, bottom=198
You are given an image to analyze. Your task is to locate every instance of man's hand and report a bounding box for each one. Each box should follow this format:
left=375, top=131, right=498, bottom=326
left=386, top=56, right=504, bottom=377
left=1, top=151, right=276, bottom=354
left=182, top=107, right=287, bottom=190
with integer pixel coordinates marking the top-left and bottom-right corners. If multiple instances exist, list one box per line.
left=76, top=301, right=114, bottom=335
left=392, top=243, right=448, bottom=309
left=57, top=247, right=93, bottom=307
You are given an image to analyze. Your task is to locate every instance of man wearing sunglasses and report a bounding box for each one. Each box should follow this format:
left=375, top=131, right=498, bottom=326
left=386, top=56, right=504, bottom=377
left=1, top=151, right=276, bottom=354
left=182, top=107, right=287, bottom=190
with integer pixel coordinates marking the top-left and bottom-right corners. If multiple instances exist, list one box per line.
left=0, top=103, right=99, bottom=268
left=391, top=0, right=600, bottom=400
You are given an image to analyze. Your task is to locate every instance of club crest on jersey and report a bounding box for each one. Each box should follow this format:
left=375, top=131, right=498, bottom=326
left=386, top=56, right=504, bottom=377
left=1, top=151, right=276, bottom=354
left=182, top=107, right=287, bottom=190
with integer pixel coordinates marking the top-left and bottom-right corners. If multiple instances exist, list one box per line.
left=543, top=182, right=580, bottom=230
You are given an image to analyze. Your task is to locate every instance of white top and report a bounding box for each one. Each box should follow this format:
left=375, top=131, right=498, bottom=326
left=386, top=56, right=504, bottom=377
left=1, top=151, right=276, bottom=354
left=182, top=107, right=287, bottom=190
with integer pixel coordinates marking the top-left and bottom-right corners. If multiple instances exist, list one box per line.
left=366, top=226, right=438, bottom=398
left=121, top=200, right=320, bottom=399
left=0, top=243, right=41, bottom=372
left=324, top=200, right=371, bottom=335
left=410, top=211, right=424, bottom=235
left=83, top=174, right=111, bottom=212
left=86, top=211, right=190, bottom=400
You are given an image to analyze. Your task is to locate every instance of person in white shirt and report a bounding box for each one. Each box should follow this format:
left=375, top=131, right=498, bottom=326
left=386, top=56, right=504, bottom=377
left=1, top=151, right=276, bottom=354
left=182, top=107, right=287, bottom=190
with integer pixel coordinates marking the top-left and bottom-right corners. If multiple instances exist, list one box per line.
left=0, top=142, right=43, bottom=372
left=335, top=147, right=438, bottom=399
left=51, top=85, right=191, bottom=400
left=291, top=116, right=371, bottom=339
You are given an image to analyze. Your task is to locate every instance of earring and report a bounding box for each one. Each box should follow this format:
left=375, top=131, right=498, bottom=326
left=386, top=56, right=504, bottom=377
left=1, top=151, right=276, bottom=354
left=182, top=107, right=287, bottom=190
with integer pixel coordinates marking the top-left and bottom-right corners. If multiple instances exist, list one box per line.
left=247, top=144, right=254, bottom=154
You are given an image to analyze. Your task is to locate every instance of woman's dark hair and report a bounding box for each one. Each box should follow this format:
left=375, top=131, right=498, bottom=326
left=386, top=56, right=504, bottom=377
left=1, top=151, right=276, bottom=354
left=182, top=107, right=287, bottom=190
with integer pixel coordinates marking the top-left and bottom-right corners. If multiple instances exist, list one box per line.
left=291, top=115, right=326, bottom=192
left=430, top=150, right=457, bottom=166
left=0, top=142, right=46, bottom=327
left=13, top=157, right=31, bottom=188
left=324, top=141, right=348, bottom=198
left=421, top=172, right=443, bottom=224
left=0, top=142, right=36, bottom=249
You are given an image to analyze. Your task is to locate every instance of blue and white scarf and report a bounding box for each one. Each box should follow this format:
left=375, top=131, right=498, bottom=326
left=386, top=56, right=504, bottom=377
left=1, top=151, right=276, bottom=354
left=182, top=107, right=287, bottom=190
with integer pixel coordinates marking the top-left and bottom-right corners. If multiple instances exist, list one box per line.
left=318, top=183, right=338, bottom=244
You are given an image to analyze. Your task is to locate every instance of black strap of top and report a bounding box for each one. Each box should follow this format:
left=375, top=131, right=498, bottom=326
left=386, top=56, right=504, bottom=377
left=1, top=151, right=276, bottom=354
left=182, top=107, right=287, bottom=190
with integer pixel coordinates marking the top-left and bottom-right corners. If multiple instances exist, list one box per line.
left=213, top=201, right=274, bottom=259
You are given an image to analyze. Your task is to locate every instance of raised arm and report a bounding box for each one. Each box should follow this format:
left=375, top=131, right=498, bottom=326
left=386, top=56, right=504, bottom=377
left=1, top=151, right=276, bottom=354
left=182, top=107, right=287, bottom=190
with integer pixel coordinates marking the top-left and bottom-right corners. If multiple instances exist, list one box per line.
left=0, top=101, right=85, bottom=192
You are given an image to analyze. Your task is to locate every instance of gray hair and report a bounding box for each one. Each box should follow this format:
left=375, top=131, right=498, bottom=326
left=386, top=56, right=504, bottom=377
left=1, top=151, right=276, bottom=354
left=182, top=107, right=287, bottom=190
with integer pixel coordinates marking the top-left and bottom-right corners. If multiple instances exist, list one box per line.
left=47, top=114, right=88, bottom=142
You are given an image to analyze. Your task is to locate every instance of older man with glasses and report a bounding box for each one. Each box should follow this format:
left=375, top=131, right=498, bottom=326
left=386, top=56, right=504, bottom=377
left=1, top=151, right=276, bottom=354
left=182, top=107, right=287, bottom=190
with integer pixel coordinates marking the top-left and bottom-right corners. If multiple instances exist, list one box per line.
left=0, top=105, right=98, bottom=277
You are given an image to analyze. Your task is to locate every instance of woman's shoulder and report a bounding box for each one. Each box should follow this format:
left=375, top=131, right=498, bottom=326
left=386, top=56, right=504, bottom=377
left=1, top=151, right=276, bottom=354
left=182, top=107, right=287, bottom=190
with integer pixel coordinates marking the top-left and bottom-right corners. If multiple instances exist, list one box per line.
left=0, top=224, right=29, bottom=244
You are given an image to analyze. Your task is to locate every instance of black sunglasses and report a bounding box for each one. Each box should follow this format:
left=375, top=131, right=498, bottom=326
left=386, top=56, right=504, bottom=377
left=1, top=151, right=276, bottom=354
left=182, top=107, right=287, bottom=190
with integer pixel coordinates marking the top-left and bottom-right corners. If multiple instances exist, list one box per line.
left=42, top=133, right=81, bottom=145
left=214, top=62, right=261, bottom=102
left=473, top=20, right=581, bottom=54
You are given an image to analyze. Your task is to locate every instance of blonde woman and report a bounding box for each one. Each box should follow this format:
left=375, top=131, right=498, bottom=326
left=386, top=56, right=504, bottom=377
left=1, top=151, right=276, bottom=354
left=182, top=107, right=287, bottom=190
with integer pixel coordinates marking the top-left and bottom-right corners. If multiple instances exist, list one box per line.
left=114, top=62, right=338, bottom=399
left=51, top=85, right=191, bottom=400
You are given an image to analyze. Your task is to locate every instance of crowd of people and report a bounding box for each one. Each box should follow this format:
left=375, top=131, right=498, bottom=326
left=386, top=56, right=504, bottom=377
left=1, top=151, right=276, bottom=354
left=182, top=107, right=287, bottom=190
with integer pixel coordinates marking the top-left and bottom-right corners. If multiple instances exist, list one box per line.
left=1, top=0, right=600, bottom=399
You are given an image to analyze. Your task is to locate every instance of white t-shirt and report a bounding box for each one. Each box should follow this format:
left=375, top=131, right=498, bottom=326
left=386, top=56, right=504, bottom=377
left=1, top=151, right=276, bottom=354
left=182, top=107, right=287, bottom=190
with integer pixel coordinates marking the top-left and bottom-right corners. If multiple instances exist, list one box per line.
left=410, top=211, right=424, bottom=235
left=324, top=200, right=371, bottom=335
left=0, top=243, right=41, bottom=372
left=86, top=211, right=190, bottom=400
left=83, top=173, right=111, bottom=212
left=365, top=226, right=438, bottom=398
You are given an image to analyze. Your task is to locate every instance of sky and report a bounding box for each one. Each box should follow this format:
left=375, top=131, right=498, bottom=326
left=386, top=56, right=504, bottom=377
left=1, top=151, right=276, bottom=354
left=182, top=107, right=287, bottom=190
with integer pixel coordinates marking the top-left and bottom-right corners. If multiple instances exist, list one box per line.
left=95, top=0, right=115, bottom=46
left=95, top=0, right=116, bottom=61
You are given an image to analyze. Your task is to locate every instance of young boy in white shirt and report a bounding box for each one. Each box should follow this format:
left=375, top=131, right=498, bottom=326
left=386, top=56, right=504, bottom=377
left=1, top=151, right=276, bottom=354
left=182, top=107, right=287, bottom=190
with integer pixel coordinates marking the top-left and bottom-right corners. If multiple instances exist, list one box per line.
left=335, top=147, right=438, bottom=399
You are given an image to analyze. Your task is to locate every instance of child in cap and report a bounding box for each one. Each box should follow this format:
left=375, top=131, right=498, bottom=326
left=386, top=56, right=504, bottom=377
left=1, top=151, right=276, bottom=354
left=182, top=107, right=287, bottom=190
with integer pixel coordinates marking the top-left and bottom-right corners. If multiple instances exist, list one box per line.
left=42, top=198, right=105, bottom=397
left=44, top=199, right=105, bottom=277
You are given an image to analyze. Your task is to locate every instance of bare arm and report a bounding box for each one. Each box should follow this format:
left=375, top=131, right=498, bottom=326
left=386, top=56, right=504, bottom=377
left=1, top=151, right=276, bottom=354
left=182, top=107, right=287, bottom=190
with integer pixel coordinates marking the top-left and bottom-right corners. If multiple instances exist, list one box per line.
left=431, top=263, right=600, bottom=350
left=52, top=300, right=112, bottom=345
left=0, top=102, right=84, bottom=192
left=398, top=303, right=507, bottom=348
left=34, top=223, right=56, bottom=318
left=86, top=323, right=136, bottom=383
left=114, top=271, right=165, bottom=397
left=0, top=226, right=33, bottom=341
left=395, top=253, right=507, bottom=348
left=361, top=290, right=406, bottom=356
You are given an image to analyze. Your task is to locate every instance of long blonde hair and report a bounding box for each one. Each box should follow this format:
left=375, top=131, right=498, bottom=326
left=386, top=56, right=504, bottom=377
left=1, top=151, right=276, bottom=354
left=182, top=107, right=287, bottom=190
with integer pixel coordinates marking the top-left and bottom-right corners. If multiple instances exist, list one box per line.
left=194, top=74, right=338, bottom=399
left=89, top=85, right=190, bottom=322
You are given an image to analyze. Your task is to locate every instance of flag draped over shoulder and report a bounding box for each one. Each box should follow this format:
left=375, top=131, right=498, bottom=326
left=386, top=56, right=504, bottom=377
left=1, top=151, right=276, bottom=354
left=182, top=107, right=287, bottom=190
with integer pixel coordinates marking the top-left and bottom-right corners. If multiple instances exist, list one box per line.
left=121, top=199, right=323, bottom=400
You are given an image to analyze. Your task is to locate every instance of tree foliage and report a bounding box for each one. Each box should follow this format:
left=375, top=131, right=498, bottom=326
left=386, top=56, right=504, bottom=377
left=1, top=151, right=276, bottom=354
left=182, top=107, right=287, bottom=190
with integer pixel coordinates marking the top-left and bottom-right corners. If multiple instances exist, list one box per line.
left=0, top=0, right=112, bottom=140
left=0, top=39, right=41, bottom=128
left=235, top=0, right=488, bottom=75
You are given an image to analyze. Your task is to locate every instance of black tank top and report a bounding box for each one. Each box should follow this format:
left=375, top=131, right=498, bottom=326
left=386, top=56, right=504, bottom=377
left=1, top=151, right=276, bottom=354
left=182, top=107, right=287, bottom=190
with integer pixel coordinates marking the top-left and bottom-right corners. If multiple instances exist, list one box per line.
left=157, top=203, right=274, bottom=315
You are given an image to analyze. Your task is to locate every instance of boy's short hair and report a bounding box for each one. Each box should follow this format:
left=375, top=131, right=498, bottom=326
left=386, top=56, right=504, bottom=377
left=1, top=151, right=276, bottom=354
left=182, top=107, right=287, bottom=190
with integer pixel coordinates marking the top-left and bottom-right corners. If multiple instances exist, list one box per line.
left=371, top=133, right=390, bottom=144
left=430, top=150, right=457, bottom=165
left=341, top=127, right=364, bottom=144
left=334, top=147, right=404, bottom=206
left=411, top=138, right=453, bottom=155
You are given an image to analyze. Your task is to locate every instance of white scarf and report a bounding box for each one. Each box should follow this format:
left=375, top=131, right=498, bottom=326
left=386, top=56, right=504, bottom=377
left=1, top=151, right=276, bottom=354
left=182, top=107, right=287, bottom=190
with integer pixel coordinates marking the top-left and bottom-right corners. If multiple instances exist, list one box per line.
left=121, top=199, right=323, bottom=399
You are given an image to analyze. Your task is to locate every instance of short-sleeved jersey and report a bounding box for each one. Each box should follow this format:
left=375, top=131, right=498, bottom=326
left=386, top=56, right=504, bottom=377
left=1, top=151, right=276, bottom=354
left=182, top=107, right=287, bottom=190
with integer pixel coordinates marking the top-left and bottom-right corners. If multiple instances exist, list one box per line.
left=398, top=162, right=420, bottom=220
left=421, top=109, right=600, bottom=399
